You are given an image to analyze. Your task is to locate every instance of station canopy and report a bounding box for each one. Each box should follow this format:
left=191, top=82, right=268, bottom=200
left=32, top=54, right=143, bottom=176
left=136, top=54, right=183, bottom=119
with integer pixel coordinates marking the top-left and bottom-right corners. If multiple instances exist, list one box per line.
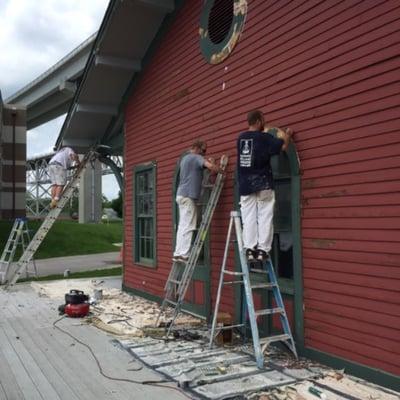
left=56, top=0, right=176, bottom=155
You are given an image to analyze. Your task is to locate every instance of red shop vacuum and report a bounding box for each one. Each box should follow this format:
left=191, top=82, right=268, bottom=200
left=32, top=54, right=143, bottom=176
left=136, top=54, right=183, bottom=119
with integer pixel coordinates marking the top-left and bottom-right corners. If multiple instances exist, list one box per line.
left=59, top=290, right=90, bottom=318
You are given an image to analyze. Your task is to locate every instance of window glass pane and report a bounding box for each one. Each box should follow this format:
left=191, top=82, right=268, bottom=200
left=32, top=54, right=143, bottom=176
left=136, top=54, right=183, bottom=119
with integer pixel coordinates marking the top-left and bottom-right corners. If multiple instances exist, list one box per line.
left=145, top=238, right=151, bottom=258
left=274, top=180, right=291, bottom=231
left=278, top=232, right=293, bottom=279
left=139, top=218, right=145, bottom=238
left=138, top=174, right=145, bottom=193
left=140, top=232, right=145, bottom=258
left=144, top=172, right=149, bottom=192
left=143, top=196, right=149, bottom=215
left=271, top=152, right=291, bottom=178
left=138, top=196, right=143, bottom=215
left=148, top=171, right=154, bottom=191
left=271, top=151, right=294, bottom=282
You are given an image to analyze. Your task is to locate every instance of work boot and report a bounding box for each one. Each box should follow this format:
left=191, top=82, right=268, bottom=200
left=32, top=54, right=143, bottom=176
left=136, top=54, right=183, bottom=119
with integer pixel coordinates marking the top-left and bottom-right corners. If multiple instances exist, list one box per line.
left=256, top=250, right=269, bottom=262
left=245, top=249, right=255, bottom=262
left=172, top=255, right=189, bottom=263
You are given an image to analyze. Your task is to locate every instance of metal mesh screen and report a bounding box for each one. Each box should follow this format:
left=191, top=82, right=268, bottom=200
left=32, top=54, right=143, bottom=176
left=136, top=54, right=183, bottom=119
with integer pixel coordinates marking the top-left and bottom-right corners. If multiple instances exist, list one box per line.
left=208, top=0, right=234, bottom=44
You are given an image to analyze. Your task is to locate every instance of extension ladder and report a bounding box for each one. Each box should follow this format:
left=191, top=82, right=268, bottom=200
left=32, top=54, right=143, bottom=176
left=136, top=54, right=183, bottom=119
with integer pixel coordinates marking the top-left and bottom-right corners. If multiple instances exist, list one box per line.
left=3, top=149, right=97, bottom=288
left=156, top=155, right=229, bottom=335
left=209, top=211, right=297, bottom=368
left=0, top=218, right=37, bottom=284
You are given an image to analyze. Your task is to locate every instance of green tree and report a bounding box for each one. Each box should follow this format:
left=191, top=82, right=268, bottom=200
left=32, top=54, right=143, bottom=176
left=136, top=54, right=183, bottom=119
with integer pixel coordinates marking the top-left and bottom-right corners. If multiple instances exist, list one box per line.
left=110, top=191, right=123, bottom=218
left=102, top=195, right=111, bottom=209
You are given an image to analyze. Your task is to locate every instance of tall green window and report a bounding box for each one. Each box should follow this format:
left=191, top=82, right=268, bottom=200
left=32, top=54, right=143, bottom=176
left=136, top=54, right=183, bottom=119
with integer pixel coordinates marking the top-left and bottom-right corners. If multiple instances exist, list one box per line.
left=271, top=152, right=294, bottom=287
left=134, top=163, right=156, bottom=266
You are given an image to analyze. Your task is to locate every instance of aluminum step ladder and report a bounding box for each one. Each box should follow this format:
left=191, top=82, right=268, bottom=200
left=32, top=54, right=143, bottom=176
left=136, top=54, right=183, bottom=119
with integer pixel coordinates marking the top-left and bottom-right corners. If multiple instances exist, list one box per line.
left=3, top=149, right=97, bottom=289
left=156, top=155, right=229, bottom=335
left=0, top=218, right=37, bottom=284
left=209, top=211, right=297, bottom=368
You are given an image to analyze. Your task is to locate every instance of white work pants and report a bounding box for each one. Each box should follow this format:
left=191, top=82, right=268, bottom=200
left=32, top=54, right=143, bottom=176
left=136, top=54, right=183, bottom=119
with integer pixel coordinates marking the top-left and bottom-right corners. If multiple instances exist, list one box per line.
left=240, top=189, right=275, bottom=252
left=174, top=196, right=197, bottom=257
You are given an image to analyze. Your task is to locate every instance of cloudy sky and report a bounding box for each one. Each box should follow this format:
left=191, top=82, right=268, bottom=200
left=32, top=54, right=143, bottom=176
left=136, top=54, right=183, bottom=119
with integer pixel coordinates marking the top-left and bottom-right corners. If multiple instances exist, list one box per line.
left=0, top=0, right=120, bottom=200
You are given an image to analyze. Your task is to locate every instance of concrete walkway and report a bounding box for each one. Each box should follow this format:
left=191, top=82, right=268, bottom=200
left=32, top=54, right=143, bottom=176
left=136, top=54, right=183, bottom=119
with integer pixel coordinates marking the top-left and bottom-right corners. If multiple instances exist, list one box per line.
left=31, top=252, right=120, bottom=277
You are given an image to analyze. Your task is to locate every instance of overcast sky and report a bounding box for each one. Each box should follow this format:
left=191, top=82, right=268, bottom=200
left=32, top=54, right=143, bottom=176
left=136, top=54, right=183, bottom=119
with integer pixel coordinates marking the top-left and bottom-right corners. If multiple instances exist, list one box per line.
left=0, top=0, right=120, bottom=200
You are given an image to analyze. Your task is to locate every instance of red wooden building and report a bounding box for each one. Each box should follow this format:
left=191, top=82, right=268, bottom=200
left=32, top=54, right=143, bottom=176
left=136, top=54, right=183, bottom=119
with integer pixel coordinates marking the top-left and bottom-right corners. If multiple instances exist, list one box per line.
left=57, top=0, right=399, bottom=391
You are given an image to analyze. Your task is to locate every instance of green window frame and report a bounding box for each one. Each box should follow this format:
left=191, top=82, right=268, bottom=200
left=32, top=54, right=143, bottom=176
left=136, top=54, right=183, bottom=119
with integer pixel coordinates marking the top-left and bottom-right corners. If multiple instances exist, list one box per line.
left=271, top=150, right=295, bottom=292
left=134, top=162, right=156, bottom=267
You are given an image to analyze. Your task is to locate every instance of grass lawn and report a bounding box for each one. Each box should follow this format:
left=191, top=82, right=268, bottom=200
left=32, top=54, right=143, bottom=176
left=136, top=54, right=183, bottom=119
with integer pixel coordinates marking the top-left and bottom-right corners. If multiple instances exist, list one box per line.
left=0, top=220, right=123, bottom=260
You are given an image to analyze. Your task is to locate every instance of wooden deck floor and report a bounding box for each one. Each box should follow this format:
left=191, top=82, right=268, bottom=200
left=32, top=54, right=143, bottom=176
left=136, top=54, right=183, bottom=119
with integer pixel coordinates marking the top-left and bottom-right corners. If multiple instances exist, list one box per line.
left=0, top=284, right=186, bottom=400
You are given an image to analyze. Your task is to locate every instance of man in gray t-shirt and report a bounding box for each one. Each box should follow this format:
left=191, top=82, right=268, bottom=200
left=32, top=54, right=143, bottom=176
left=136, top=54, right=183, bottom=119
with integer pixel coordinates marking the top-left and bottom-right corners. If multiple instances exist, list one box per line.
left=173, top=140, right=218, bottom=262
left=177, top=153, right=205, bottom=200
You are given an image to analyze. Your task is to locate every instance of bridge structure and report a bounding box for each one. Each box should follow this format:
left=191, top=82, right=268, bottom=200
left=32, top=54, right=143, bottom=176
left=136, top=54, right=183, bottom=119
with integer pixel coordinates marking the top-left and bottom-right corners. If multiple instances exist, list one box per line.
left=26, top=152, right=123, bottom=220
left=3, top=0, right=176, bottom=221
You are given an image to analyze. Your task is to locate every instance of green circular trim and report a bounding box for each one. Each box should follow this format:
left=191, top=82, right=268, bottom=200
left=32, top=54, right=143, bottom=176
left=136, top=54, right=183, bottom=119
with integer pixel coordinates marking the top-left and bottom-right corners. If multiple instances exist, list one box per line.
left=199, top=0, right=247, bottom=64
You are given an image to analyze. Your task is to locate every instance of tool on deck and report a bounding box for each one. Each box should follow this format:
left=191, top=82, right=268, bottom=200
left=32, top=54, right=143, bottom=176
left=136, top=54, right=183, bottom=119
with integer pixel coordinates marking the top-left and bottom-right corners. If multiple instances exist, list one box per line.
left=0, top=218, right=37, bottom=284
left=156, top=155, right=229, bottom=335
left=3, top=149, right=98, bottom=289
left=209, top=210, right=297, bottom=368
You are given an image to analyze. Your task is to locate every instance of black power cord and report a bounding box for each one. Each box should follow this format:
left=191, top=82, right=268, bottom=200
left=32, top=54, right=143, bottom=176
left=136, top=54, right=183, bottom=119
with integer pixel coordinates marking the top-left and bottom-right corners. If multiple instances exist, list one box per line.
left=53, top=316, right=192, bottom=398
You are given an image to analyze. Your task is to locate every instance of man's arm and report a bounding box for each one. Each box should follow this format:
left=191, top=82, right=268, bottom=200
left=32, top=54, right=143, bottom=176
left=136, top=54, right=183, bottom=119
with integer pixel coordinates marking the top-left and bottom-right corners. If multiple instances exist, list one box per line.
left=204, top=157, right=220, bottom=174
left=277, top=127, right=293, bottom=151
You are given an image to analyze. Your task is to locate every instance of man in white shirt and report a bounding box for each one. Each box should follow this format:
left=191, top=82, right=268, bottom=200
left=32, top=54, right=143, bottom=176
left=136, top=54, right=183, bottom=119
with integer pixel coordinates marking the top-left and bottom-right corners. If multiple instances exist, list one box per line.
left=48, top=147, right=79, bottom=208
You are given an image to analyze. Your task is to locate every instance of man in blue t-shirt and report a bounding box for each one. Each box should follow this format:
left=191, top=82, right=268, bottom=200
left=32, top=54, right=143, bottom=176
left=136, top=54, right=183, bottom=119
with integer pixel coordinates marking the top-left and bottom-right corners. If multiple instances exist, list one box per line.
left=173, top=140, right=218, bottom=262
left=237, top=110, right=292, bottom=262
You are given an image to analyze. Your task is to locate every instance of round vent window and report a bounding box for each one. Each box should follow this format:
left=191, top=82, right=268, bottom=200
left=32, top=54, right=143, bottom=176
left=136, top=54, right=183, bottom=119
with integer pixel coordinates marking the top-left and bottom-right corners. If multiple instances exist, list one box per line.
left=200, top=0, right=247, bottom=64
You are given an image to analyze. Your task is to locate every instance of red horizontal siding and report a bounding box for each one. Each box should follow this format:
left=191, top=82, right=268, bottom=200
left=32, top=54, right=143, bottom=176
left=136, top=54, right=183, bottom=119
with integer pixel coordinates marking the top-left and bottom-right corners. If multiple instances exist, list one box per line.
left=123, top=0, right=400, bottom=377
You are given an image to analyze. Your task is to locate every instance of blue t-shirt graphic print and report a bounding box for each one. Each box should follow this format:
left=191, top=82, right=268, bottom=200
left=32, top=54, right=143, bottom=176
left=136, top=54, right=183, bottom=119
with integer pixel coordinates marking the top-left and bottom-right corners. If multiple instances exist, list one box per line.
left=239, top=138, right=253, bottom=167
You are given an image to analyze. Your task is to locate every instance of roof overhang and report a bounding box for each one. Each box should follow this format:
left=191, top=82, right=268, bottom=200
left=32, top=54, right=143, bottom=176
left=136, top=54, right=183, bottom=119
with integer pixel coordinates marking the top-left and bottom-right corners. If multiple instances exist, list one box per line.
left=5, top=34, right=95, bottom=130
left=56, top=0, right=176, bottom=155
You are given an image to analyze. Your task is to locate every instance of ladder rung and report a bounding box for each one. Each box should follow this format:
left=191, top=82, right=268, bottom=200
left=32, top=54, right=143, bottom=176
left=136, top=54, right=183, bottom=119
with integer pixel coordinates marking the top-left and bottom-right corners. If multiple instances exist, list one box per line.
left=259, top=334, right=291, bottom=345
left=223, top=270, right=244, bottom=276
left=223, top=280, right=243, bottom=285
left=255, top=307, right=284, bottom=317
left=165, top=299, right=177, bottom=306
left=168, top=279, right=181, bottom=285
left=249, top=268, right=268, bottom=274
left=216, top=323, right=244, bottom=330
left=173, top=259, right=187, bottom=265
left=202, top=184, right=214, bottom=188
left=250, top=283, right=276, bottom=290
